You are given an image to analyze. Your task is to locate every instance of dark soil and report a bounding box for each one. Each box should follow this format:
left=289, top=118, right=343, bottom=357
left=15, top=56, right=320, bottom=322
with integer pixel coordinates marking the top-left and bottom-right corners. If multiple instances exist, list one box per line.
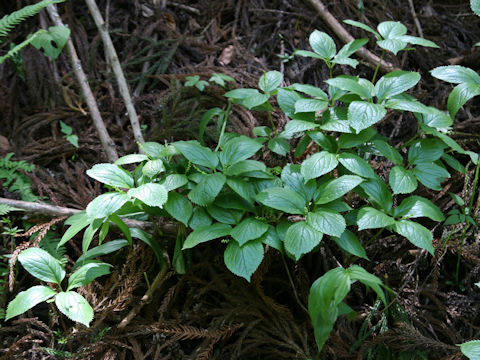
left=1, top=0, right=480, bottom=359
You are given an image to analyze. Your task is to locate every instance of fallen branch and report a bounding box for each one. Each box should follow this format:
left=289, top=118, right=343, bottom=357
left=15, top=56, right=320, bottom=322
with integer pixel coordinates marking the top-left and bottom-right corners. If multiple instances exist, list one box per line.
left=0, top=197, right=179, bottom=233
left=46, top=4, right=119, bottom=162
left=85, top=0, right=145, bottom=147
left=306, top=0, right=398, bottom=73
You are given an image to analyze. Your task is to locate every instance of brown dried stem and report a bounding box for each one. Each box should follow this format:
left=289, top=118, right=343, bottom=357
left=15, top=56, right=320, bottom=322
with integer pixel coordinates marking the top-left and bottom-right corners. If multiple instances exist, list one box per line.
left=84, top=0, right=145, bottom=147
left=0, top=197, right=174, bottom=232
left=46, top=4, right=119, bottom=162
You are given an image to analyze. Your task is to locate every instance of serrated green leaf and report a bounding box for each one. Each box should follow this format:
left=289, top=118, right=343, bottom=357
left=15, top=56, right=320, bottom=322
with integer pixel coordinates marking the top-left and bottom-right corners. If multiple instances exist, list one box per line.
left=67, top=263, right=111, bottom=291
left=372, top=140, right=403, bottom=165
left=398, top=35, right=438, bottom=48
left=281, top=164, right=316, bottom=202
left=307, top=131, right=338, bottom=153
left=338, top=127, right=377, bottom=149
left=301, top=151, right=338, bottom=182
left=309, top=30, right=336, bottom=60
left=259, top=71, right=283, bottom=93
left=6, top=285, right=57, bottom=321
left=256, top=187, right=306, bottom=214
left=419, top=110, right=453, bottom=129
left=441, top=153, right=466, bottom=174
left=378, top=21, right=407, bottom=39
left=165, top=192, right=193, bottom=225
left=277, top=88, right=315, bottom=120
left=348, top=101, right=386, bottom=133
left=182, top=223, right=232, bottom=250
left=220, top=136, right=263, bottom=166
left=241, top=92, right=271, bottom=109
left=230, top=218, right=269, bottom=246
left=357, top=207, right=395, bottom=230
left=333, top=38, right=368, bottom=68
left=160, top=174, right=188, bottom=191
left=326, top=77, right=372, bottom=100
left=253, top=126, right=272, bottom=137
left=188, top=207, right=212, bottom=230
left=114, top=154, right=148, bottom=165
left=285, top=221, right=323, bottom=260
left=224, top=239, right=264, bottom=282
left=82, top=219, right=102, bottom=254
left=188, top=173, right=226, bottom=206
left=127, top=183, right=168, bottom=208
left=294, top=98, right=329, bottom=113
left=359, top=177, right=393, bottom=212
left=289, top=84, right=329, bottom=99
left=18, top=248, right=65, bottom=285
left=173, top=141, right=218, bottom=169
left=389, top=166, right=417, bottom=194
left=260, top=225, right=283, bottom=253
left=55, top=291, right=93, bottom=327
left=59, top=212, right=90, bottom=248
left=394, top=196, right=444, bottom=221
left=377, top=38, right=407, bottom=55
left=307, top=209, right=346, bottom=237
left=74, top=239, right=128, bottom=268
left=393, top=220, right=434, bottom=255
left=283, top=120, right=320, bottom=137
left=226, top=178, right=256, bottom=202
left=224, top=160, right=267, bottom=176
left=333, top=230, right=368, bottom=259
left=206, top=203, right=243, bottom=224
left=347, top=265, right=386, bottom=304
left=413, top=162, right=450, bottom=191
left=431, top=65, right=480, bottom=85
left=140, top=142, right=165, bottom=158
left=142, top=159, right=165, bottom=178
left=343, top=20, right=380, bottom=38
left=385, top=99, right=436, bottom=115
left=268, top=138, right=290, bottom=156
left=447, top=82, right=480, bottom=118
left=375, top=71, right=421, bottom=101
left=460, top=339, right=480, bottom=359
left=316, top=175, right=364, bottom=204
left=86, top=192, right=130, bottom=219
left=338, top=152, right=375, bottom=178
left=86, top=164, right=134, bottom=188
left=408, top=139, right=446, bottom=165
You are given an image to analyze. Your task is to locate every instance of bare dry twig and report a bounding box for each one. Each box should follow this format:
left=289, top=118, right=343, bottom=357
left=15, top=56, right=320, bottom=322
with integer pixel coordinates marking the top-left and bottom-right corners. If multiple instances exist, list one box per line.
left=85, top=0, right=145, bottom=147
left=46, top=4, right=119, bottom=162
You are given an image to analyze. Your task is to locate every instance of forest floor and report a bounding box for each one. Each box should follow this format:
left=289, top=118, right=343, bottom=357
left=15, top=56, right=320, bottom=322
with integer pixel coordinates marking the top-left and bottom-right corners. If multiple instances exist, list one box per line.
left=1, top=0, right=480, bottom=359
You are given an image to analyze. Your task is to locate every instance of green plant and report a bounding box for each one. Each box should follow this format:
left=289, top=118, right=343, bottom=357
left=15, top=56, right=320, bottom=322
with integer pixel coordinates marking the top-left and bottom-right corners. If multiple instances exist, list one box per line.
left=59, top=121, right=79, bottom=148
left=0, top=0, right=70, bottom=65
left=0, top=152, right=39, bottom=201
left=6, top=247, right=111, bottom=326
left=9, top=18, right=479, bottom=356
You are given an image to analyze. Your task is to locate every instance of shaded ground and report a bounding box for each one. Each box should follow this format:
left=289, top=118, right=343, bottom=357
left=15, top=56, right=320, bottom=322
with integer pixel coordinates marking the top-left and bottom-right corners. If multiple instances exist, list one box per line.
left=1, top=0, right=480, bottom=359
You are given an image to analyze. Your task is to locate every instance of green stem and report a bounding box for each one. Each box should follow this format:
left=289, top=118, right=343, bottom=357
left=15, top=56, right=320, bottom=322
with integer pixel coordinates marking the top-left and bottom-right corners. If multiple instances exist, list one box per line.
left=281, top=254, right=309, bottom=314
left=214, top=101, right=232, bottom=152
left=267, top=110, right=276, bottom=132
left=372, top=50, right=385, bottom=83
left=365, top=228, right=384, bottom=247
left=455, top=159, right=480, bottom=285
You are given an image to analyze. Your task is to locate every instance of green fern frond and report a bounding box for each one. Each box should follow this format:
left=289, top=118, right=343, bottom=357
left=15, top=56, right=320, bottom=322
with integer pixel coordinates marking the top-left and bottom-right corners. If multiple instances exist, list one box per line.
left=0, top=0, right=65, bottom=38
left=0, top=153, right=35, bottom=172
left=0, top=204, right=23, bottom=216
left=0, top=30, right=44, bottom=64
